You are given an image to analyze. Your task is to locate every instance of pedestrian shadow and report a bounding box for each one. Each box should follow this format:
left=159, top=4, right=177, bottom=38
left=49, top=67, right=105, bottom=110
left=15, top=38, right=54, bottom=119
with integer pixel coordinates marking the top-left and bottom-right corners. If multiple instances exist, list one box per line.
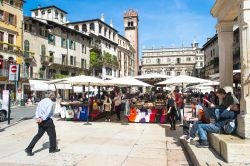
left=33, top=141, right=50, bottom=154
left=33, top=139, right=60, bottom=154
left=0, top=128, right=5, bottom=132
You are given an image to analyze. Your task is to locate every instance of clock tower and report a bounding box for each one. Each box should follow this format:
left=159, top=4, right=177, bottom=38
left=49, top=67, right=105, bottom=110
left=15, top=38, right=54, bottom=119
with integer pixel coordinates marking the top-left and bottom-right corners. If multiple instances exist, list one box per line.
left=124, top=9, right=139, bottom=75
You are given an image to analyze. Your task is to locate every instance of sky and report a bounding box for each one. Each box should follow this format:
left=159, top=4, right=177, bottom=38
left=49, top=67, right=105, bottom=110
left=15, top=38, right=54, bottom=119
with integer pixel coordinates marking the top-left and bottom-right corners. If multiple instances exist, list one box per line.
left=24, top=0, right=217, bottom=58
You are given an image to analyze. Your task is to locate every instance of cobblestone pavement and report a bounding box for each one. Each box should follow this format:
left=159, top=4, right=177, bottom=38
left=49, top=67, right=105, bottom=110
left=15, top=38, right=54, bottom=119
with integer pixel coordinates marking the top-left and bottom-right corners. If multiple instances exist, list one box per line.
left=0, top=112, right=192, bottom=166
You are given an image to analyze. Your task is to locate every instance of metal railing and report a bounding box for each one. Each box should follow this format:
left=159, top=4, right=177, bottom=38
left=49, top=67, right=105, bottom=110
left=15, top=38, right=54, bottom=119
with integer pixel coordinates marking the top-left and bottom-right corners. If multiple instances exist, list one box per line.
left=0, top=69, right=8, bottom=77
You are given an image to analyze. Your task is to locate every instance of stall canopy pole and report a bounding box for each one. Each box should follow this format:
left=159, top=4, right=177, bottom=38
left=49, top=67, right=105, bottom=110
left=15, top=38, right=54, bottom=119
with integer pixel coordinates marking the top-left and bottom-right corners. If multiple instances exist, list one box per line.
left=84, top=82, right=92, bottom=125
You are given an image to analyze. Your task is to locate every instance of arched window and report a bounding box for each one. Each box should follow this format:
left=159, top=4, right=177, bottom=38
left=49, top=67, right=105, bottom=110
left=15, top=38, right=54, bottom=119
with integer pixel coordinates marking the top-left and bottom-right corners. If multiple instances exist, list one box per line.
left=74, top=25, right=79, bottom=31
left=24, top=40, right=30, bottom=57
left=41, top=45, right=46, bottom=56
left=90, top=23, right=95, bottom=31
left=24, top=40, right=30, bottom=52
left=157, top=58, right=161, bottom=64
left=8, top=57, right=14, bottom=64
left=82, top=24, right=87, bottom=32
left=131, top=21, right=134, bottom=26
left=99, top=25, right=102, bottom=34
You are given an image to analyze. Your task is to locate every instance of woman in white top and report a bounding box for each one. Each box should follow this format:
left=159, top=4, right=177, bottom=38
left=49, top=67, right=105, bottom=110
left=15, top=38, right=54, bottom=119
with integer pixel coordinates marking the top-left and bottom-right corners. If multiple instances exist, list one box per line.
left=103, top=94, right=112, bottom=122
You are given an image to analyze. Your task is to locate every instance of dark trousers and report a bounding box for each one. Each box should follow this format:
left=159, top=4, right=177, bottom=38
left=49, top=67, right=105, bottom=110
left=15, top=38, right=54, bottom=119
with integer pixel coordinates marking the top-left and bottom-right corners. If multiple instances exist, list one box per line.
left=115, top=105, right=121, bottom=120
left=169, top=113, right=176, bottom=128
left=105, top=111, right=111, bottom=120
left=26, top=118, right=57, bottom=151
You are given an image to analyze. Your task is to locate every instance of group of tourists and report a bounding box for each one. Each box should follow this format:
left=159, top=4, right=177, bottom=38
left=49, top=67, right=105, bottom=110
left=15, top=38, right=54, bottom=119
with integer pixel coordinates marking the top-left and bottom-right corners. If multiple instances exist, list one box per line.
left=180, top=87, right=240, bottom=148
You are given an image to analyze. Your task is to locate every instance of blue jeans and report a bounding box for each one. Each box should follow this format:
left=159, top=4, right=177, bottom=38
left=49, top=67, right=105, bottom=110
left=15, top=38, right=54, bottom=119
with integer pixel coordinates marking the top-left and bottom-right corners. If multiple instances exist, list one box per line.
left=204, top=108, right=225, bottom=121
left=197, top=123, right=221, bottom=141
left=217, top=110, right=236, bottom=120
left=190, top=121, right=203, bottom=138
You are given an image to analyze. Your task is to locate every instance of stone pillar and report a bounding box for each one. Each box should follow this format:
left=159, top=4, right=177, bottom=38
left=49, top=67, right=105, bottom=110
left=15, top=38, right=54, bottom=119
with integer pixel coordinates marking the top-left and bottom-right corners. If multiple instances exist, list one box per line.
left=237, top=0, right=250, bottom=138
left=216, top=21, right=234, bottom=88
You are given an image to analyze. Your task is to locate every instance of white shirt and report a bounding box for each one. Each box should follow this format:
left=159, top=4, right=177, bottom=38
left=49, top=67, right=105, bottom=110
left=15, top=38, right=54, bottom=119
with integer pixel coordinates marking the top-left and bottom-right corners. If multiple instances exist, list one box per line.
left=35, top=98, right=54, bottom=120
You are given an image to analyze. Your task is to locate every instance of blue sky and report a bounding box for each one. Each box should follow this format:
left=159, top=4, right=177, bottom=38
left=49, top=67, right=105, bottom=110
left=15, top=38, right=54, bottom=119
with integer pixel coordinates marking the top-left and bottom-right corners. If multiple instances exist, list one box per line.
left=24, top=0, right=217, bottom=58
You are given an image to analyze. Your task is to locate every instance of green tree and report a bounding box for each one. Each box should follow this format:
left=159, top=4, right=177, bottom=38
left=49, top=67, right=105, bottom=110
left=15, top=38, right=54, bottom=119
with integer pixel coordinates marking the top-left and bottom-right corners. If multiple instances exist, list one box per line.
left=89, top=51, right=102, bottom=75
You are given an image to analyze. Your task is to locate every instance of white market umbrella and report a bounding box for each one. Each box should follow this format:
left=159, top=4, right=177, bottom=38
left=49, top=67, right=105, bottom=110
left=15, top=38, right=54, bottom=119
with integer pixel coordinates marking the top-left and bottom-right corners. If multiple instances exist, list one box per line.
left=106, top=77, right=152, bottom=87
left=198, top=80, right=220, bottom=86
left=67, top=75, right=106, bottom=86
left=163, top=86, right=173, bottom=91
left=157, top=75, right=210, bottom=94
left=134, top=73, right=172, bottom=79
left=157, top=75, right=209, bottom=85
left=29, top=80, right=56, bottom=91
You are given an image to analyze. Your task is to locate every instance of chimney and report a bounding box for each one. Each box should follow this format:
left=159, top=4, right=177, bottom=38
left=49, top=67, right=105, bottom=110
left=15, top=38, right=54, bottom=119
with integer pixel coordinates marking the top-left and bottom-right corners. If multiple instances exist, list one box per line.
left=101, top=13, right=105, bottom=22
left=110, top=20, right=113, bottom=28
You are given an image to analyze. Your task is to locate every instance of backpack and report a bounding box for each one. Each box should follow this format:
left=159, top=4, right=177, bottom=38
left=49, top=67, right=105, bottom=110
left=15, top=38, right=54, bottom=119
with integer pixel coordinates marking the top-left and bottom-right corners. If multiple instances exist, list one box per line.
left=223, top=119, right=236, bottom=134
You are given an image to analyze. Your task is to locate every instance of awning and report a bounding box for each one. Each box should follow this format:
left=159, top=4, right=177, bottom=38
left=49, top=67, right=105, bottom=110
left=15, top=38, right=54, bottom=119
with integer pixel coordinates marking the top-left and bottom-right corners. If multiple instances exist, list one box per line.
left=29, top=80, right=56, bottom=91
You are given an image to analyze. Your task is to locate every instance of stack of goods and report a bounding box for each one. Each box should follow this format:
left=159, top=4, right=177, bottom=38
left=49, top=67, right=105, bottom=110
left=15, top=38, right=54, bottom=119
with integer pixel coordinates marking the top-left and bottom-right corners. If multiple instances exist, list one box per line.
left=127, top=107, right=167, bottom=123
left=61, top=101, right=86, bottom=121
left=155, top=100, right=165, bottom=109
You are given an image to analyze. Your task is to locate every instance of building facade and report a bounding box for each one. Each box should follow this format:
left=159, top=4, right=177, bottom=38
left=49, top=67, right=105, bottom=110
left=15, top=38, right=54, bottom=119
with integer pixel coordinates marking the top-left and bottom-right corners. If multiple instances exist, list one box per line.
left=118, top=34, right=135, bottom=77
left=23, top=5, right=136, bottom=83
left=141, top=42, right=204, bottom=77
left=201, top=35, right=219, bottom=79
left=124, top=9, right=139, bottom=75
left=66, top=17, right=119, bottom=79
left=0, top=0, right=24, bottom=98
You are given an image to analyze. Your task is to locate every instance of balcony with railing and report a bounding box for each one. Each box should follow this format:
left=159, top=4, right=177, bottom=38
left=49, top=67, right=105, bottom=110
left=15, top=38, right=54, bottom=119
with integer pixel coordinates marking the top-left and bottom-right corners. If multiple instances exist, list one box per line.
left=0, top=69, right=9, bottom=77
left=90, top=39, right=101, bottom=51
left=23, top=51, right=35, bottom=62
left=41, top=55, right=50, bottom=65
left=0, top=41, right=21, bottom=55
left=47, top=57, right=82, bottom=71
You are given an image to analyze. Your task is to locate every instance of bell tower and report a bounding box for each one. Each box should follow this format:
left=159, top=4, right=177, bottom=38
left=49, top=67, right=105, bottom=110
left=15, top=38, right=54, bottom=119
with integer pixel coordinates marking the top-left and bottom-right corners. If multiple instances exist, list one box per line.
left=124, top=9, right=139, bottom=75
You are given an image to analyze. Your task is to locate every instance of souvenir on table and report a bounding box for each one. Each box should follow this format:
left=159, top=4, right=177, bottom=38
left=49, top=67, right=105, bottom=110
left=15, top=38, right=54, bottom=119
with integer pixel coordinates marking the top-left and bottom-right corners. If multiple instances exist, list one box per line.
left=73, top=107, right=80, bottom=120
left=128, top=107, right=137, bottom=122
left=79, top=106, right=88, bottom=121
left=149, top=113, right=156, bottom=123
left=65, top=108, right=74, bottom=120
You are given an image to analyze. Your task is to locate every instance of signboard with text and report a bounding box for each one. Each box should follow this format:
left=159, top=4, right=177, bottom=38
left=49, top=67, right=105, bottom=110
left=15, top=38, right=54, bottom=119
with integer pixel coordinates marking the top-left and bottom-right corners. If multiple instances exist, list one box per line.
left=8, top=64, right=20, bottom=81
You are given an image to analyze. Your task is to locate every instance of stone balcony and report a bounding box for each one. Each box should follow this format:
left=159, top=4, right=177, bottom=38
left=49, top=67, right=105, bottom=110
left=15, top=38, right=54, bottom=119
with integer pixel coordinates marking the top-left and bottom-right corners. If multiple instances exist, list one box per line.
left=23, top=51, right=35, bottom=62
left=0, top=42, right=22, bottom=55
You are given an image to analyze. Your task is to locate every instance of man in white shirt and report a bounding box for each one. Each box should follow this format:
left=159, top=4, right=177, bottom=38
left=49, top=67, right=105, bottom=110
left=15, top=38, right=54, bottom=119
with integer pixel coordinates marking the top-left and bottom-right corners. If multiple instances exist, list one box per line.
left=25, top=92, right=60, bottom=156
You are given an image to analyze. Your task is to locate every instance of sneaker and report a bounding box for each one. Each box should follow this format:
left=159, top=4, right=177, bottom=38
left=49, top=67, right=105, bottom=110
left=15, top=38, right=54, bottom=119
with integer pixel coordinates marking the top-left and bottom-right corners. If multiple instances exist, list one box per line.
left=49, top=149, right=60, bottom=153
left=186, top=137, right=193, bottom=143
left=190, top=139, right=200, bottom=146
left=179, top=135, right=187, bottom=139
left=25, top=149, right=34, bottom=156
left=196, top=140, right=209, bottom=148
left=105, top=119, right=107, bottom=122
left=108, top=119, right=111, bottom=122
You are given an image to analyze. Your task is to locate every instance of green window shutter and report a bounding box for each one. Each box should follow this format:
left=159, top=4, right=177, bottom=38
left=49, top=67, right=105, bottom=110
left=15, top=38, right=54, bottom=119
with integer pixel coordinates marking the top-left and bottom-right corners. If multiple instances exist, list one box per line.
left=74, top=42, right=76, bottom=50
left=61, top=38, right=63, bottom=47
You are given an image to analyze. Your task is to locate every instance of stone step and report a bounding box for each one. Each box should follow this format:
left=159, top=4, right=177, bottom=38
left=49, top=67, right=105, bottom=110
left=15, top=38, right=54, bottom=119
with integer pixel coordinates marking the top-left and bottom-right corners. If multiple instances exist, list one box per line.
left=208, top=133, right=250, bottom=163
left=180, top=139, right=230, bottom=166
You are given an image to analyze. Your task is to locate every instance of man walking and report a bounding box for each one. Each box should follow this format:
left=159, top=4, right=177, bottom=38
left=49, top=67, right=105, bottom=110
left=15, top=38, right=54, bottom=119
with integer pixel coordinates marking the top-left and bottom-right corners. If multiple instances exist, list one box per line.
left=25, top=92, right=60, bottom=156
